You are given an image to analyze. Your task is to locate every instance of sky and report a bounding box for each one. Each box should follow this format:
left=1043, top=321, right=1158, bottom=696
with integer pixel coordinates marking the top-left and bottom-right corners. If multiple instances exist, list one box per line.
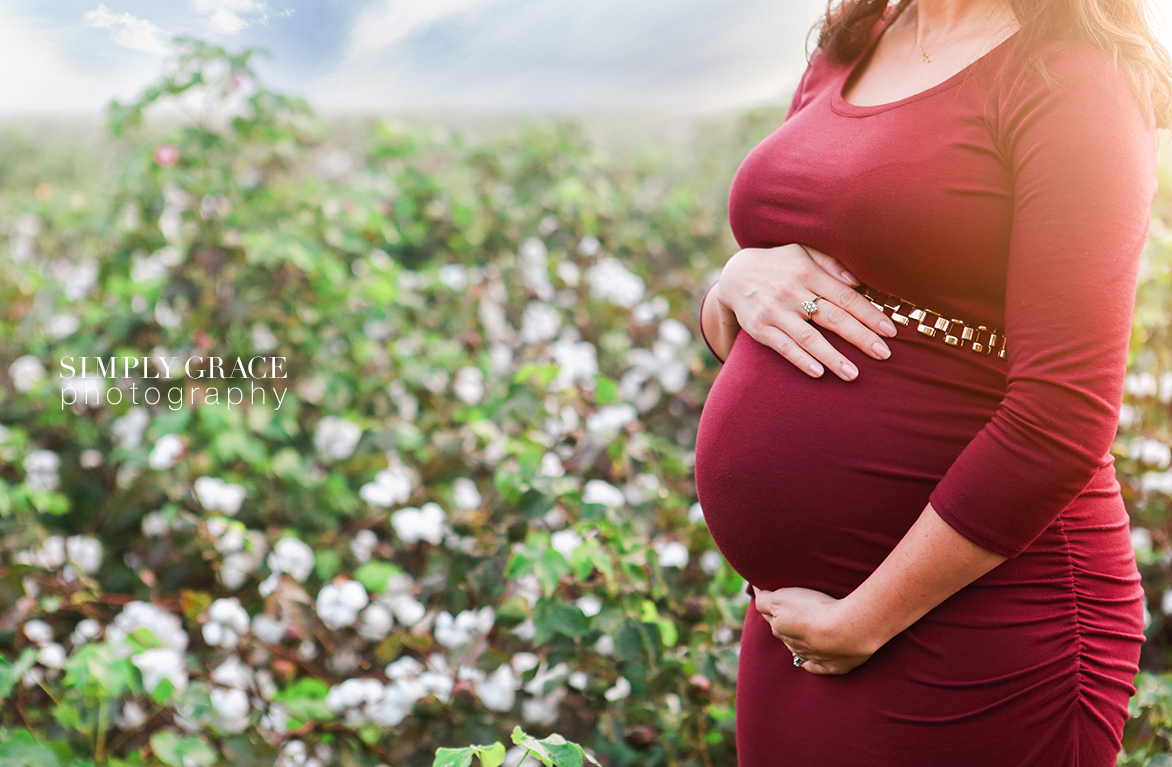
left=2, top=0, right=1171, bottom=116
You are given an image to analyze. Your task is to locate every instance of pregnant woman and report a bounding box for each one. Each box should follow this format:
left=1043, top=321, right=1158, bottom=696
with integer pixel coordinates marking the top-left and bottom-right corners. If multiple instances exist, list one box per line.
left=693, top=0, right=1171, bottom=764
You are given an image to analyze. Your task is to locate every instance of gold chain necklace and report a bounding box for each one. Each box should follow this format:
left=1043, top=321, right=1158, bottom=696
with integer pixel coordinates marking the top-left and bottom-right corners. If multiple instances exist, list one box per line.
left=914, top=3, right=1004, bottom=63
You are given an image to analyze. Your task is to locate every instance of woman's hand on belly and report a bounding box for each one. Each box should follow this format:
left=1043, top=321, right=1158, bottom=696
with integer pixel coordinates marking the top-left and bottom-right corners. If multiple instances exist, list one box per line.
left=708, top=244, right=897, bottom=380
left=752, top=586, right=878, bottom=675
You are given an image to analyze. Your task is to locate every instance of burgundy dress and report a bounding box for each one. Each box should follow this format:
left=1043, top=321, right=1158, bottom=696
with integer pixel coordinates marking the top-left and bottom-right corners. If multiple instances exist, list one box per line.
left=693, top=13, right=1154, bottom=767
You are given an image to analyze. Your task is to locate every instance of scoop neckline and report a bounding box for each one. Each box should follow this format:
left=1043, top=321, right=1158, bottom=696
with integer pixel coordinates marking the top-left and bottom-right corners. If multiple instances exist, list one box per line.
left=830, top=12, right=1019, bottom=117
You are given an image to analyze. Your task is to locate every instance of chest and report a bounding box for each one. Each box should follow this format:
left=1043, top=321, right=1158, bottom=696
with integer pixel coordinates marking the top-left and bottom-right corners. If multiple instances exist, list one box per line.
left=726, top=65, right=1015, bottom=320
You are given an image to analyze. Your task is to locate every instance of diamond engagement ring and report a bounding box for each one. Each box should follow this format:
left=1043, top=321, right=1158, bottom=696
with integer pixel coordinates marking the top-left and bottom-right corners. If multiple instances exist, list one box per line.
left=801, top=296, right=821, bottom=320
left=792, top=652, right=807, bottom=667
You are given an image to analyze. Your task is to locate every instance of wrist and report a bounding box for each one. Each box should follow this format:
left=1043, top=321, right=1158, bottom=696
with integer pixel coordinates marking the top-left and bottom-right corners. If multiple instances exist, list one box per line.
left=830, top=593, right=895, bottom=657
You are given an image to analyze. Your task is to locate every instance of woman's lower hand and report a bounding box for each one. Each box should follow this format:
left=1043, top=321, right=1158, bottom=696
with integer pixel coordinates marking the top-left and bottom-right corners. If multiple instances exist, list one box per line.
left=714, top=244, right=898, bottom=380
left=751, top=585, right=880, bottom=675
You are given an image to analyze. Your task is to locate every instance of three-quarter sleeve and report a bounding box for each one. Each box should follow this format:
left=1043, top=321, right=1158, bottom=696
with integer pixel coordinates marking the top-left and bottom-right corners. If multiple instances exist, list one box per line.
left=928, top=45, right=1157, bottom=558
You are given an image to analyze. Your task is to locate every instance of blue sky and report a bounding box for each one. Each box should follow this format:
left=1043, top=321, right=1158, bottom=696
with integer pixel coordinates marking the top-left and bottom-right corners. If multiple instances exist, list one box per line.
left=4, top=0, right=1171, bottom=115
left=0, top=0, right=831, bottom=114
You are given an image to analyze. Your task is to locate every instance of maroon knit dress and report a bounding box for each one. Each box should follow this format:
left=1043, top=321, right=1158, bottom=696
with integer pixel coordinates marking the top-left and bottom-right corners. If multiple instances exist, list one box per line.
left=693, top=12, right=1155, bottom=767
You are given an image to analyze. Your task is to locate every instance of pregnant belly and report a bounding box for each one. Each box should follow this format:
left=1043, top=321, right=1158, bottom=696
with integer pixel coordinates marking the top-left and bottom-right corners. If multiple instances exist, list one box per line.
left=694, top=329, right=1006, bottom=595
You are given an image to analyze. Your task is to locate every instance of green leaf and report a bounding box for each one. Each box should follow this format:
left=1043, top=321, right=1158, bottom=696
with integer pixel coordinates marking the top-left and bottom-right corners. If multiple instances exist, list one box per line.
left=272, top=677, right=333, bottom=722
left=315, top=548, right=343, bottom=581
left=511, top=727, right=597, bottom=767
left=354, top=560, right=402, bottom=593
left=0, top=649, right=37, bottom=699
left=593, top=374, right=619, bottom=405
left=432, top=742, right=505, bottom=767
left=149, top=732, right=217, bottom=767
left=0, top=739, right=60, bottom=767
left=432, top=748, right=474, bottom=767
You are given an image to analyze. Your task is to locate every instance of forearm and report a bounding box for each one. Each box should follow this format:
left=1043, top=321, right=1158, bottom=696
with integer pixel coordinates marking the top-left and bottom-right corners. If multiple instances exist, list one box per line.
left=839, top=503, right=1007, bottom=653
left=700, top=279, right=740, bottom=362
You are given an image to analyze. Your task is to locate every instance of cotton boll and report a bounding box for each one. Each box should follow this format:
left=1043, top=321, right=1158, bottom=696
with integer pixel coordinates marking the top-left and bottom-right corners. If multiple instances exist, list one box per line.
left=1127, top=372, right=1159, bottom=398
left=568, top=671, right=589, bottom=690
left=316, top=580, right=369, bottom=630
left=582, top=479, right=625, bottom=508
left=149, top=434, right=185, bottom=470
left=357, top=603, right=395, bottom=642
left=1132, top=527, right=1154, bottom=554
left=24, top=620, right=54, bottom=646
left=534, top=452, right=563, bottom=478
left=434, top=607, right=494, bottom=648
left=350, top=529, right=378, bottom=563
left=438, top=263, right=468, bottom=291
left=386, top=656, right=425, bottom=680
left=1143, top=440, right=1172, bottom=469
left=37, top=642, right=66, bottom=669
left=132, top=648, right=188, bottom=694
left=211, top=655, right=254, bottom=690
left=1142, top=472, right=1172, bottom=495
left=251, top=614, right=289, bottom=645
left=475, top=664, right=517, bottom=712
left=452, top=478, right=482, bottom=510
left=204, top=598, right=250, bottom=648
left=390, top=503, right=446, bottom=545
left=550, top=337, right=598, bottom=390
left=108, top=601, right=188, bottom=655
left=117, top=700, right=149, bottom=730
left=194, top=476, right=246, bottom=516
left=700, top=550, right=723, bottom=574
left=66, top=536, right=102, bottom=574
left=384, top=593, right=426, bottom=627
left=575, top=596, right=602, bottom=618
left=70, top=619, right=101, bottom=646
left=585, top=257, right=645, bottom=308
left=219, top=552, right=254, bottom=590
left=314, top=416, right=362, bottom=462
left=511, top=652, right=540, bottom=673
left=522, top=692, right=563, bottom=725
left=10, top=355, right=46, bottom=392
left=578, top=234, right=601, bottom=257
left=655, top=540, right=690, bottom=569
left=585, top=404, right=637, bottom=439
left=211, top=686, right=251, bottom=732
left=604, top=677, right=632, bottom=701
left=111, top=408, right=149, bottom=450
left=658, top=318, right=692, bottom=347
left=23, top=450, right=61, bottom=492
left=268, top=538, right=315, bottom=582
left=360, top=464, right=413, bottom=508
left=550, top=529, right=583, bottom=558
left=520, top=302, right=562, bottom=344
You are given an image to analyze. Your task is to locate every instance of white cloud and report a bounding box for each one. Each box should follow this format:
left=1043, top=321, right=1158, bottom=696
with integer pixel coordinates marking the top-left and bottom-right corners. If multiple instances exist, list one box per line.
left=84, top=4, right=169, bottom=54
left=347, top=0, right=505, bottom=59
left=189, top=0, right=278, bottom=35
left=0, top=8, right=108, bottom=112
left=317, top=0, right=813, bottom=113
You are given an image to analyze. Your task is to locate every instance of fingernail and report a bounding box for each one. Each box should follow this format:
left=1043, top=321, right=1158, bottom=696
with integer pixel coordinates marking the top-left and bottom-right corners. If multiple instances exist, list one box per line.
left=808, top=362, right=824, bottom=377
left=841, top=270, right=860, bottom=286
left=880, top=319, right=898, bottom=337
left=840, top=361, right=858, bottom=380
left=872, top=342, right=891, bottom=359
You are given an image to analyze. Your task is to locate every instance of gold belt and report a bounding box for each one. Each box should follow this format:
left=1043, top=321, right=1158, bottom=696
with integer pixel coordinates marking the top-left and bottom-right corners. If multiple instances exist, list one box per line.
left=858, top=285, right=1007, bottom=360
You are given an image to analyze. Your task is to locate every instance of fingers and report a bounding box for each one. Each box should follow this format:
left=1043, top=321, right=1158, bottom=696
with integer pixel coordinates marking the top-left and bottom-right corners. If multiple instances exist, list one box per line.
left=749, top=323, right=829, bottom=379
left=800, top=245, right=860, bottom=287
